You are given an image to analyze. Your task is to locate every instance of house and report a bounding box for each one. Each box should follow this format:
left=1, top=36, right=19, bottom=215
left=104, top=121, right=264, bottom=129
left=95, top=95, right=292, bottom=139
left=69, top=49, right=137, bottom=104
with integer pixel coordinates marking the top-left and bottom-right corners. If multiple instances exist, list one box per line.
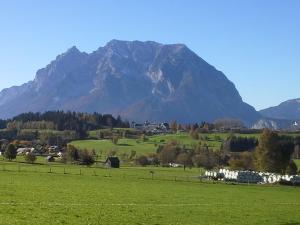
left=105, top=157, right=120, bottom=168
left=17, top=148, right=34, bottom=155
left=132, top=121, right=170, bottom=134
left=48, top=146, right=59, bottom=153
left=57, top=151, right=63, bottom=158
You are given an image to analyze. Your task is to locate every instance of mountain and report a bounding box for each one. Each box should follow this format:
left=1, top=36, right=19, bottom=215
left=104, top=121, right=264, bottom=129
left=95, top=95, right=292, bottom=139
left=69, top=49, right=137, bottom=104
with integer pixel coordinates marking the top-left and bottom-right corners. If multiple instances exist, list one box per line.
left=260, top=98, right=300, bottom=120
left=252, top=118, right=300, bottom=130
left=0, top=40, right=260, bottom=124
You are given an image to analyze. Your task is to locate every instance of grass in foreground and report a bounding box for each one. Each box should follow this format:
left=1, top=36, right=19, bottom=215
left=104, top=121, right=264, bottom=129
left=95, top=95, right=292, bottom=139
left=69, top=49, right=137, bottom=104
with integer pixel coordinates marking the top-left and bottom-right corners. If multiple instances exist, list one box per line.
left=0, top=162, right=299, bottom=225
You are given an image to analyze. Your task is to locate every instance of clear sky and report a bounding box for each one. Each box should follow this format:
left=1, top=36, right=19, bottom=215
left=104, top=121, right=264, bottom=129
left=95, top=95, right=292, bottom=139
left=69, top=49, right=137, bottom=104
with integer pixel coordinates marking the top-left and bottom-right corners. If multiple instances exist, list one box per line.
left=0, top=0, right=299, bottom=110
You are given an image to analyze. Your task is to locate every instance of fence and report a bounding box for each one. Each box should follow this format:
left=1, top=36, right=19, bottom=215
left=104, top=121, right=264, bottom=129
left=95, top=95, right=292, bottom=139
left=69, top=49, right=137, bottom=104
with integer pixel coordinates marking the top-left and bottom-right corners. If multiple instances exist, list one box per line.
left=0, top=161, right=206, bottom=184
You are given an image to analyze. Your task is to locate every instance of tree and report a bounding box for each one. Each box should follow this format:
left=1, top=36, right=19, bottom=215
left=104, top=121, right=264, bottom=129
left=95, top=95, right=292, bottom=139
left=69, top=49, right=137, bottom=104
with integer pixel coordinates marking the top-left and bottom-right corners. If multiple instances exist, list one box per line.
left=158, top=140, right=181, bottom=165
left=66, top=145, right=79, bottom=162
left=189, top=130, right=199, bottom=140
left=214, top=118, right=244, bottom=130
left=140, top=134, right=147, bottom=142
left=293, top=145, right=300, bottom=159
left=79, top=149, right=95, bottom=166
left=111, top=136, right=119, bottom=145
left=129, top=150, right=136, bottom=160
left=254, top=129, right=295, bottom=173
left=4, top=144, right=17, bottom=161
left=24, top=152, right=37, bottom=164
left=286, top=161, right=298, bottom=175
left=228, top=152, right=254, bottom=170
left=192, top=147, right=217, bottom=170
left=176, top=152, right=193, bottom=170
left=170, top=121, right=178, bottom=133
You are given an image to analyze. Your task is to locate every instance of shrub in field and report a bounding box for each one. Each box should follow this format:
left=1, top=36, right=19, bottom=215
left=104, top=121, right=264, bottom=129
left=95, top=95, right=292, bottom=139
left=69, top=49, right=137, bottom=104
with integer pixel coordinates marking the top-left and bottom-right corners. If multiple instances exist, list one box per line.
left=176, top=153, right=193, bottom=170
left=136, top=155, right=149, bottom=166
left=192, top=147, right=217, bottom=170
left=4, top=144, right=17, bottom=161
left=24, top=152, right=37, bottom=164
left=189, top=130, right=199, bottom=140
left=158, top=140, right=181, bottom=165
left=79, top=149, right=95, bottom=165
left=111, top=136, right=119, bottom=145
left=129, top=150, right=136, bottom=160
left=285, top=160, right=298, bottom=175
left=67, top=145, right=79, bottom=162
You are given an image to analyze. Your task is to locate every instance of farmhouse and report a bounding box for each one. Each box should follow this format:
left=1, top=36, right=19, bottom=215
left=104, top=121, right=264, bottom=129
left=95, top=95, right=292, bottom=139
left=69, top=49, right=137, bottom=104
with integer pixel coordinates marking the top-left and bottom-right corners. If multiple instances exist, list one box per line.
left=131, top=121, right=170, bottom=133
left=17, top=147, right=34, bottom=155
left=105, top=157, right=120, bottom=168
left=48, top=146, right=59, bottom=153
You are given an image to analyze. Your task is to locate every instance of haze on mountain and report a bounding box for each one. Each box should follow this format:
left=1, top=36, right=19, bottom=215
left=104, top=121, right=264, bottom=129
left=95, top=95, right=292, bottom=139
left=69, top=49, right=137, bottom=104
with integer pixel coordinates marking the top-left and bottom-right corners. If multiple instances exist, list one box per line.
left=0, top=40, right=260, bottom=125
left=260, top=98, right=300, bottom=120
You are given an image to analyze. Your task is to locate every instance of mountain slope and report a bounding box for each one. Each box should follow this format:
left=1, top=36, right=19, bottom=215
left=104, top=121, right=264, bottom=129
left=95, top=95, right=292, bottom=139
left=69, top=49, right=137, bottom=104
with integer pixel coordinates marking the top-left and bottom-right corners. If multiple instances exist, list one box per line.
left=0, top=40, right=260, bottom=124
left=260, top=98, right=300, bottom=120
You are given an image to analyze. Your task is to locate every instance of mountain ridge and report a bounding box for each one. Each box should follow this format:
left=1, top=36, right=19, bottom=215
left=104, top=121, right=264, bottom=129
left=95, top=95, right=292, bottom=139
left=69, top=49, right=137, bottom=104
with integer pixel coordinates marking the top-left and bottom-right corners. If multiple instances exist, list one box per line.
left=260, top=98, right=300, bottom=120
left=0, top=40, right=260, bottom=124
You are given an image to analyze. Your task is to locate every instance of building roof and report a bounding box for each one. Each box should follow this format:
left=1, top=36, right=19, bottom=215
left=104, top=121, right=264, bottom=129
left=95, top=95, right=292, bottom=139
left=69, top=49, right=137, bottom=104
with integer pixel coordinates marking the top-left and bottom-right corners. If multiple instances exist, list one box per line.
left=106, top=156, right=120, bottom=164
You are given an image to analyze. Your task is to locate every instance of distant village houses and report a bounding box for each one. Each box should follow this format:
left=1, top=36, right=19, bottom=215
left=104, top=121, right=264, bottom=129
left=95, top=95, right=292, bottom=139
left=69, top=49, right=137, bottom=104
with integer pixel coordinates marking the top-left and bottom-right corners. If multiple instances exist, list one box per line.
left=131, top=121, right=170, bottom=134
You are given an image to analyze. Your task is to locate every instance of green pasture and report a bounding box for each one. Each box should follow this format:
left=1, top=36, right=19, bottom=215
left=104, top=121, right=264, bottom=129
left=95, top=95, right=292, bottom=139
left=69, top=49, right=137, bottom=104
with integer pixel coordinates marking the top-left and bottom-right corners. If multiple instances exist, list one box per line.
left=0, top=160, right=299, bottom=225
left=70, top=132, right=264, bottom=156
left=71, top=133, right=226, bottom=156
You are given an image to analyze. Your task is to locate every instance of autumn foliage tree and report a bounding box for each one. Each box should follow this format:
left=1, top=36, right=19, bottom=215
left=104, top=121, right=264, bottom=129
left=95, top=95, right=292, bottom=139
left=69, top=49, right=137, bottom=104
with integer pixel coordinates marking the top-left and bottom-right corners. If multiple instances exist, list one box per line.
left=254, top=129, right=295, bottom=173
left=228, top=152, right=254, bottom=170
left=24, top=152, right=37, bottom=164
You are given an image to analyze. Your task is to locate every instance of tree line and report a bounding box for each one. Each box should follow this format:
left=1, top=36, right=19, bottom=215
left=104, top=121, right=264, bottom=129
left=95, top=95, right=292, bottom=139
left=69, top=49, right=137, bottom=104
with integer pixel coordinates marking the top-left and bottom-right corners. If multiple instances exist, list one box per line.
left=0, top=111, right=130, bottom=140
left=10, top=111, right=129, bottom=130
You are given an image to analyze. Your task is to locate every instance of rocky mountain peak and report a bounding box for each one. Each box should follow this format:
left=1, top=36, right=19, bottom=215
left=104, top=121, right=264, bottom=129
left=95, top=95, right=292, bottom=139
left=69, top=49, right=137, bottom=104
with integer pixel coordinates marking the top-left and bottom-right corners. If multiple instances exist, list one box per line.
left=0, top=40, right=260, bottom=125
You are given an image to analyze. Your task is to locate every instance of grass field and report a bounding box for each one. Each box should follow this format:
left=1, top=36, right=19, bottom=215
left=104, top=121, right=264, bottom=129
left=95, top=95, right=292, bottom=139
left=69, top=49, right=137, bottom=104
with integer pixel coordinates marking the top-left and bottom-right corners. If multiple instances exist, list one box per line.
left=0, top=161, right=299, bottom=225
left=70, top=133, right=227, bottom=156
left=295, top=159, right=300, bottom=168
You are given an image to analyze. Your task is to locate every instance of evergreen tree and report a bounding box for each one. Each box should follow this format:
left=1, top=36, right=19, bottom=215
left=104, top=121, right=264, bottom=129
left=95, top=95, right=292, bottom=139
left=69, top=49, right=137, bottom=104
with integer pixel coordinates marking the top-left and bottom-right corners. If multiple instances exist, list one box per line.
left=254, top=129, right=294, bottom=173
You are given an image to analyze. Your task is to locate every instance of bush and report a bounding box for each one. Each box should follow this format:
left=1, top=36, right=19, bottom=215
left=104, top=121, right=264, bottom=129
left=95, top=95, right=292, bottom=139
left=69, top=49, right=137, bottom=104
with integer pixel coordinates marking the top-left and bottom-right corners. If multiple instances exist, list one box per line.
left=136, top=155, right=149, bottom=166
left=228, top=152, right=254, bottom=170
left=24, top=152, right=37, bottom=164
left=4, top=144, right=17, bottom=161
left=286, top=161, right=298, bottom=175
left=111, top=136, right=119, bottom=145
left=192, top=147, right=217, bottom=170
left=79, top=149, right=95, bottom=166
left=66, top=145, right=79, bottom=162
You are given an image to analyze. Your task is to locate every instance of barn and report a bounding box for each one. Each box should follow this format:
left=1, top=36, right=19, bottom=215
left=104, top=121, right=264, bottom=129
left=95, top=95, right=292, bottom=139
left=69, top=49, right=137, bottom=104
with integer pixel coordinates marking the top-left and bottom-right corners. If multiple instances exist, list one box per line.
left=105, top=157, right=120, bottom=168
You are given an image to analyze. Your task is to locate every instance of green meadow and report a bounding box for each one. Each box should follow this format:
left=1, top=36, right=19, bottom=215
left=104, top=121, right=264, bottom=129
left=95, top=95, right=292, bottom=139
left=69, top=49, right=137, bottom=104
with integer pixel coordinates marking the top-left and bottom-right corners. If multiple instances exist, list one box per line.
left=71, top=132, right=227, bottom=156
left=0, top=161, right=299, bottom=225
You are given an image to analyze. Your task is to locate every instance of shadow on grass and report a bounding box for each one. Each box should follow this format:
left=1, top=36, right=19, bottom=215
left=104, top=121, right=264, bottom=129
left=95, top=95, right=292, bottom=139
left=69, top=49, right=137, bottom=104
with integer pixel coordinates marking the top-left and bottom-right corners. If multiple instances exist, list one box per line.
left=117, top=144, right=133, bottom=147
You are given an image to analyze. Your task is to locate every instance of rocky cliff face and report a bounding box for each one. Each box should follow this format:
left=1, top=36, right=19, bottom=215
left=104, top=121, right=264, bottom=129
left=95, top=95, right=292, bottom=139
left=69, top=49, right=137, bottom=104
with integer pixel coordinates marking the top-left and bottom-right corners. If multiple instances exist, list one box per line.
left=0, top=40, right=260, bottom=124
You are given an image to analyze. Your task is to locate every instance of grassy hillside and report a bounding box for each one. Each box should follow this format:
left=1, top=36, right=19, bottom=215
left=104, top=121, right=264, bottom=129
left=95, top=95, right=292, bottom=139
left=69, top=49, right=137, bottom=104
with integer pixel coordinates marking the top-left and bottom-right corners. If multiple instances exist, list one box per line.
left=0, top=162, right=299, bottom=225
left=70, top=132, right=261, bottom=156
left=71, top=133, right=218, bottom=156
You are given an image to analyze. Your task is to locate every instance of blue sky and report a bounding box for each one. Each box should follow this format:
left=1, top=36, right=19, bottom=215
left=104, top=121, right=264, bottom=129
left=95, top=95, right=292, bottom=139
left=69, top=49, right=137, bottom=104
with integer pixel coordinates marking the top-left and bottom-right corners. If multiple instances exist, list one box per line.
left=0, top=0, right=299, bottom=110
